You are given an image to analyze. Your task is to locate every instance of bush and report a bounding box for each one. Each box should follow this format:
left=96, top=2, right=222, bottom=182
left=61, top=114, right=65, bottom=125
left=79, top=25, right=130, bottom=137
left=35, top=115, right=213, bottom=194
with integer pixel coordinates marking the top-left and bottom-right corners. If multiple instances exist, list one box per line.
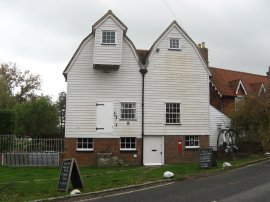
left=0, top=110, right=15, bottom=135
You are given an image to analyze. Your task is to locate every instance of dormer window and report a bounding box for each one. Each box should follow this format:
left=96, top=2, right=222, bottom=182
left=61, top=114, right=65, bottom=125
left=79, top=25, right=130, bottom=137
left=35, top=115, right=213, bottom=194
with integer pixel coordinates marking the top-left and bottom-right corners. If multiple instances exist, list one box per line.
left=169, top=38, right=180, bottom=50
left=102, top=31, right=116, bottom=44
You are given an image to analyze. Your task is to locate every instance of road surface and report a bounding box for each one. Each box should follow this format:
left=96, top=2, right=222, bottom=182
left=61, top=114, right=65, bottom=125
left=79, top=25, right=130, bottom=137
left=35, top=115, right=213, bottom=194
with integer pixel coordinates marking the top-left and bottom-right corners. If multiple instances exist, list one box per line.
left=73, top=160, right=270, bottom=202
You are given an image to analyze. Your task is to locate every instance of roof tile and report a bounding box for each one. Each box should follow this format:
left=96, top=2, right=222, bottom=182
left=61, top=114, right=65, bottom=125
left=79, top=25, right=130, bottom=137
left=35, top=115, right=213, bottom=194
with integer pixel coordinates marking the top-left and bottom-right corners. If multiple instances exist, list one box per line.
left=209, top=67, right=268, bottom=96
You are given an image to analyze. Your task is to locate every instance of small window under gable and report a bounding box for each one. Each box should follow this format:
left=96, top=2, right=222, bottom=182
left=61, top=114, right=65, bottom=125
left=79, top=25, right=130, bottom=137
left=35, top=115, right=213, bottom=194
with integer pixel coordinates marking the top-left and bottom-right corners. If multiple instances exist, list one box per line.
left=235, top=96, right=244, bottom=110
left=102, top=31, right=116, bottom=44
left=169, top=38, right=181, bottom=50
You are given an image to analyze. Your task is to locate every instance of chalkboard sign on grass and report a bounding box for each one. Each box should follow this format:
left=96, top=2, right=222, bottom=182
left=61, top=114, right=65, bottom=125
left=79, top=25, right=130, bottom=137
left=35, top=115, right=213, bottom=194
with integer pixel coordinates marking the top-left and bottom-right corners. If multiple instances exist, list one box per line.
left=199, top=148, right=213, bottom=168
left=57, top=158, right=84, bottom=192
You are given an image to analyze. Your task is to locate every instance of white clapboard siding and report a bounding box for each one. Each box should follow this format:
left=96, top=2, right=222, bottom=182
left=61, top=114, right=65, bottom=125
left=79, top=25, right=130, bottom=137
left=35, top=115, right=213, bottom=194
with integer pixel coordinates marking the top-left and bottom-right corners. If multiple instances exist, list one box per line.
left=144, top=25, right=210, bottom=136
left=65, top=35, right=141, bottom=138
left=93, top=16, right=123, bottom=66
left=209, top=105, right=231, bottom=150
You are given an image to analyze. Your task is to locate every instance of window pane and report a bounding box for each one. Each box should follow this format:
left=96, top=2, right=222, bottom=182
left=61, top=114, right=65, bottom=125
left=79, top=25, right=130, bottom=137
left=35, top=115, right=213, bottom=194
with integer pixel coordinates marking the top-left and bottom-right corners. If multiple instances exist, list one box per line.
left=170, top=38, right=180, bottom=49
left=77, top=138, right=93, bottom=150
left=120, top=137, right=136, bottom=150
left=102, top=31, right=115, bottom=44
left=185, top=136, right=199, bottom=148
left=166, top=102, right=180, bottom=124
left=121, top=102, right=136, bottom=120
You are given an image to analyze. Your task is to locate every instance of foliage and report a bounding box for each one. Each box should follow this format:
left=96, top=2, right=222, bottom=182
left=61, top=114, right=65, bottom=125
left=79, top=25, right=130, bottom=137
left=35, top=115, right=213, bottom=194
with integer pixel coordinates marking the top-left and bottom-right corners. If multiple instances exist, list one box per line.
left=0, top=62, right=41, bottom=103
left=0, top=77, right=15, bottom=109
left=0, top=110, right=15, bottom=135
left=56, top=91, right=66, bottom=135
left=231, top=84, right=270, bottom=149
left=14, top=96, right=59, bottom=138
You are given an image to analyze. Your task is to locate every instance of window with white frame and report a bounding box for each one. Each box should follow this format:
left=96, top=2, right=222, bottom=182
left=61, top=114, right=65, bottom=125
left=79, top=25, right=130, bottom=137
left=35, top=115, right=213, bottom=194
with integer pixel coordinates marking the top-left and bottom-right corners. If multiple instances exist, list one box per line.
left=185, top=136, right=199, bottom=149
left=77, top=138, right=93, bottom=151
left=120, top=137, right=136, bottom=151
left=169, top=38, right=180, bottom=49
left=102, top=31, right=116, bottom=44
left=165, top=102, right=181, bottom=124
left=120, top=102, right=136, bottom=120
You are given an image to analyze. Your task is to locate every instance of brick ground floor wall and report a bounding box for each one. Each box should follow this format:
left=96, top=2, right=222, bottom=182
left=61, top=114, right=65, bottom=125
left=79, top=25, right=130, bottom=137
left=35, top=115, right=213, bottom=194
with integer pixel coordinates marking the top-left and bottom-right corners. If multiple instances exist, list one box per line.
left=64, top=138, right=142, bottom=166
left=164, top=135, right=210, bottom=164
left=64, top=135, right=209, bottom=166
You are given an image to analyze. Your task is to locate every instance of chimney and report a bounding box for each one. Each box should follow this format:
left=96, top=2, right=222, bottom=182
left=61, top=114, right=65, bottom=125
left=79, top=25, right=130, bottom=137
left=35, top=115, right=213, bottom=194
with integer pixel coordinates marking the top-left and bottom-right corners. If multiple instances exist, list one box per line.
left=199, top=42, right=208, bottom=65
left=267, top=66, right=270, bottom=78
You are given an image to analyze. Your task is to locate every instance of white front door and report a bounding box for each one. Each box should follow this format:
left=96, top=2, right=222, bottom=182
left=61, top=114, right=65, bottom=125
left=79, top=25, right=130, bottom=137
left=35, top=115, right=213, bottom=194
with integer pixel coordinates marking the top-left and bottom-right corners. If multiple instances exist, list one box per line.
left=96, top=102, right=113, bottom=133
left=143, top=136, right=164, bottom=166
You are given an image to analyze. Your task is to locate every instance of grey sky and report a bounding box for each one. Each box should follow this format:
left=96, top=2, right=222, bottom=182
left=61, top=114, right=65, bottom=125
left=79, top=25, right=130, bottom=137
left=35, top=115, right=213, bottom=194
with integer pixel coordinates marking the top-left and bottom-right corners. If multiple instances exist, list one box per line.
left=0, top=0, right=269, bottom=99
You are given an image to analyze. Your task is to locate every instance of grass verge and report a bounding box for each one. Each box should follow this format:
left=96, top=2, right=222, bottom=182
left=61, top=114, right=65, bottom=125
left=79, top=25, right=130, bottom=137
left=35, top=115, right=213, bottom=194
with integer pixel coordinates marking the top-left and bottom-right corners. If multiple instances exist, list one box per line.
left=0, top=154, right=267, bottom=202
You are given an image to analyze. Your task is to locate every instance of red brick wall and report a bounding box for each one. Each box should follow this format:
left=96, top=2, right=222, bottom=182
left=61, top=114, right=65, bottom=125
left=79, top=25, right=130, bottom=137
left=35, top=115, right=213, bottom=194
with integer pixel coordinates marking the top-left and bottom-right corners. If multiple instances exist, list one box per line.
left=210, top=83, right=223, bottom=112
left=164, top=135, right=209, bottom=164
left=223, top=96, right=235, bottom=116
left=64, top=136, right=209, bottom=166
left=64, top=138, right=142, bottom=166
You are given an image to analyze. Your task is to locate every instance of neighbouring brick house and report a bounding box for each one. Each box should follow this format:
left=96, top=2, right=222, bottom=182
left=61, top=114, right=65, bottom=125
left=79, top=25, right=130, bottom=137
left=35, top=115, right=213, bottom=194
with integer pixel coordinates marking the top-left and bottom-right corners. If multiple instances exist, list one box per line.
left=63, top=10, right=211, bottom=166
left=197, top=43, right=269, bottom=116
left=209, top=67, right=269, bottom=116
left=197, top=43, right=270, bottom=150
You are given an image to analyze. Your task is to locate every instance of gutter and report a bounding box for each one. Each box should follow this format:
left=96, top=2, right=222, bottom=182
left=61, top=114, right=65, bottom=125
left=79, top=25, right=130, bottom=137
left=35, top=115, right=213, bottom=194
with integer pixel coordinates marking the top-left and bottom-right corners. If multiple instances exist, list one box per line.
left=139, top=67, right=148, bottom=166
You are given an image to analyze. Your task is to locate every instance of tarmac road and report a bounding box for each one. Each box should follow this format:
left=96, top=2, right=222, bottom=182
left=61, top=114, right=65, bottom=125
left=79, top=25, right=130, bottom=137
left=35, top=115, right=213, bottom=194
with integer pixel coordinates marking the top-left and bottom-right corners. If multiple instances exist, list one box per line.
left=72, top=160, right=270, bottom=202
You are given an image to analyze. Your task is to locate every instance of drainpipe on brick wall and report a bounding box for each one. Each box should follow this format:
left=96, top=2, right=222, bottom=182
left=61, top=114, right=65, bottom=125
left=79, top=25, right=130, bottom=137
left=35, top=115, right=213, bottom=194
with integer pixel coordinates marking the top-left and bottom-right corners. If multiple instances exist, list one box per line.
left=139, top=67, right=147, bottom=166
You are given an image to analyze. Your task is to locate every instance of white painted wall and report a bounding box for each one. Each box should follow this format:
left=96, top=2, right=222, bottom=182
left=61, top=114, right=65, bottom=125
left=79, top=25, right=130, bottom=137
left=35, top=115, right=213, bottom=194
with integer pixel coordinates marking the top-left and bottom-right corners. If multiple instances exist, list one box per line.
left=65, top=34, right=141, bottom=138
left=93, top=16, right=123, bottom=66
left=210, top=105, right=231, bottom=150
left=144, top=25, right=210, bottom=137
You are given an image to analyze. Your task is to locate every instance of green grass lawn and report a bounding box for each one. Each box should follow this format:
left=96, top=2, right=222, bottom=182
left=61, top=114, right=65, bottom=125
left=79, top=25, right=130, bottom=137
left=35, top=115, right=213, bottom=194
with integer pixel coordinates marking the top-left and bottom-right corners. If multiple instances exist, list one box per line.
left=0, top=154, right=266, bottom=202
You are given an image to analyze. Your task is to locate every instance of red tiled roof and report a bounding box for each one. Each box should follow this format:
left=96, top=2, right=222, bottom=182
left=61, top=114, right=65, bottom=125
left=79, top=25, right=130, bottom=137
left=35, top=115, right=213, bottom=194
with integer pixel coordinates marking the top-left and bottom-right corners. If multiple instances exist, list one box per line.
left=136, top=49, right=150, bottom=65
left=209, top=67, right=268, bottom=96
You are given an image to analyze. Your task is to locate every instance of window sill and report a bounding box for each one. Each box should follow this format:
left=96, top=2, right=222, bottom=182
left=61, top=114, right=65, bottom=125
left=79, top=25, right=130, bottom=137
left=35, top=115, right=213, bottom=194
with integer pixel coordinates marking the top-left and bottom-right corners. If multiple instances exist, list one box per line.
left=76, top=149, right=94, bottom=152
left=168, top=48, right=182, bottom=51
left=119, top=119, right=137, bottom=121
left=120, top=149, right=137, bottom=152
left=101, top=43, right=116, bottom=45
left=185, top=146, right=200, bottom=149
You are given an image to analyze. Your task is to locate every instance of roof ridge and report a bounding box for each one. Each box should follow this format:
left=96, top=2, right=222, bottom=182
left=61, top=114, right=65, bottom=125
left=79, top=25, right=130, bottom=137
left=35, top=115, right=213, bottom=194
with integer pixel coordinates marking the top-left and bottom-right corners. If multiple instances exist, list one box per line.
left=210, top=66, right=267, bottom=77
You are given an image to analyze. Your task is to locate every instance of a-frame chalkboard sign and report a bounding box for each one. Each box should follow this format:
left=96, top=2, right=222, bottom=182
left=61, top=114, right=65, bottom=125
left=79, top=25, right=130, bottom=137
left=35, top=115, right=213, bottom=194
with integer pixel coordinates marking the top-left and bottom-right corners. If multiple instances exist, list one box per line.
left=57, top=158, right=84, bottom=192
left=199, top=148, right=213, bottom=169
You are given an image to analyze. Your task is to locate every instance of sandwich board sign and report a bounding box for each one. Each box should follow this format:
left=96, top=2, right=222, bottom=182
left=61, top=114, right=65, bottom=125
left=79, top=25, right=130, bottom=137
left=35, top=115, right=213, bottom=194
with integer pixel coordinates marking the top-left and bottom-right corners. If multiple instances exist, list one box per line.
left=57, top=158, right=84, bottom=192
left=199, top=148, right=213, bottom=168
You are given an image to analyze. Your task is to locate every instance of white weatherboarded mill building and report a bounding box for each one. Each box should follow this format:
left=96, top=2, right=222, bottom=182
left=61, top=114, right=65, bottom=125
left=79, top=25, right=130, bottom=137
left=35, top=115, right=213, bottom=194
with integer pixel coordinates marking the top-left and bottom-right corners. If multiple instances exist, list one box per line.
left=63, top=10, right=211, bottom=166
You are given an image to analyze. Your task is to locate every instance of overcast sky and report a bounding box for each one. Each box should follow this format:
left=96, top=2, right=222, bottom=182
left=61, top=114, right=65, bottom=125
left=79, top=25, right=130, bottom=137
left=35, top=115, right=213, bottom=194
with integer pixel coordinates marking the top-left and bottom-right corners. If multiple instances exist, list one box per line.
left=0, top=0, right=269, bottom=100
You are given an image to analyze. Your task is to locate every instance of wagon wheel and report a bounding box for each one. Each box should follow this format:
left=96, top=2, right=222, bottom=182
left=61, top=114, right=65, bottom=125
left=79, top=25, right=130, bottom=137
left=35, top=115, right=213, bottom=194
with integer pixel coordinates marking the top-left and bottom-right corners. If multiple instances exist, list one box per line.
left=227, top=129, right=239, bottom=152
left=217, top=129, right=234, bottom=153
